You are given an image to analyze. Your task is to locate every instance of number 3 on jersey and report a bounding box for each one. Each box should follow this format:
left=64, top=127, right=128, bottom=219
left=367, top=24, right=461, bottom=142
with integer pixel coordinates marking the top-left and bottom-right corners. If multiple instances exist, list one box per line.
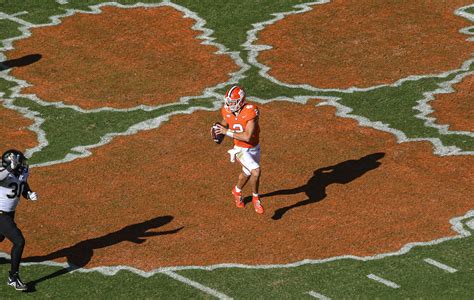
left=7, top=182, right=25, bottom=199
left=232, top=124, right=244, bottom=133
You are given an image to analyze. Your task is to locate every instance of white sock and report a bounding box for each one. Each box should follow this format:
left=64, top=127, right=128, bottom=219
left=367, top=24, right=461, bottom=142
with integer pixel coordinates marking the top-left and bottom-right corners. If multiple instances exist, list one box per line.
left=235, top=186, right=241, bottom=193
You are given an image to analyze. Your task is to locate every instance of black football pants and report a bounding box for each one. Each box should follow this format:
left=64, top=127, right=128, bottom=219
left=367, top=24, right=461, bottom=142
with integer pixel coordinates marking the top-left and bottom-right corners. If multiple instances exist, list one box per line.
left=0, top=211, right=25, bottom=275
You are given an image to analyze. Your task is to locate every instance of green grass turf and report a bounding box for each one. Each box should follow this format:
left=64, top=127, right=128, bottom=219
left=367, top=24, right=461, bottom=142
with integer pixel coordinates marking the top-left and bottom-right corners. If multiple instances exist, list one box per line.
left=0, top=19, right=21, bottom=42
left=0, top=77, right=18, bottom=95
left=12, top=97, right=215, bottom=164
left=0, top=263, right=212, bottom=299
left=172, top=0, right=310, bottom=53
left=0, top=217, right=472, bottom=298
left=1, top=0, right=473, bottom=159
left=232, top=64, right=474, bottom=151
left=0, top=0, right=313, bottom=43
left=0, top=0, right=66, bottom=25
left=219, top=65, right=314, bottom=101
left=177, top=218, right=474, bottom=299
left=0, top=1, right=473, bottom=298
left=331, top=66, right=474, bottom=151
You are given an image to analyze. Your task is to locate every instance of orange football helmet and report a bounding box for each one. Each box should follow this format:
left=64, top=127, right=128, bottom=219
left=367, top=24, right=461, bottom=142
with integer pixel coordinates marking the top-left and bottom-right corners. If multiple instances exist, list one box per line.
left=224, top=85, right=246, bottom=113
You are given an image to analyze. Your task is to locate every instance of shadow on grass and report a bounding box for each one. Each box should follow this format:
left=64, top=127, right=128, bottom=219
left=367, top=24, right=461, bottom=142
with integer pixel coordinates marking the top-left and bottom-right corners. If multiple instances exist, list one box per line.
left=257, top=152, right=385, bottom=220
left=21, top=215, right=183, bottom=292
left=0, top=54, right=42, bottom=71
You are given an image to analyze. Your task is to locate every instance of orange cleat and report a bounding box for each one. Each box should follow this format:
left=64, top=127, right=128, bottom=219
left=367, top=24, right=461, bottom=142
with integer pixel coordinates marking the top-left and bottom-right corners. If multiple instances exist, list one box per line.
left=252, top=196, right=264, bottom=214
left=232, top=187, right=244, bottom=208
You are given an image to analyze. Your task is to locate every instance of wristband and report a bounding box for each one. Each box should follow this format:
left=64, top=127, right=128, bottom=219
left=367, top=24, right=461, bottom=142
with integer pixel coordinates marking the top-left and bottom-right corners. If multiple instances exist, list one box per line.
left=226, top=130, right=234, bottom=138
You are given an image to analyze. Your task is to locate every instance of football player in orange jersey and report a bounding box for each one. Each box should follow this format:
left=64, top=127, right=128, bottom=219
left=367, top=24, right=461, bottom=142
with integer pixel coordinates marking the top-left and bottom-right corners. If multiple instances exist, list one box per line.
left=214, top=86, right=264, bottom=214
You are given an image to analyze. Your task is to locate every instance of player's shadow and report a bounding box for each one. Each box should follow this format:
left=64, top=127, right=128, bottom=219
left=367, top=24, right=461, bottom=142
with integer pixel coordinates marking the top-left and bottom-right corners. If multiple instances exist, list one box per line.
left=0, top=54, right=42, bottom=71
left=22, top=215, right=183, bottom=292
left=258, top=152, right=385, bottom=220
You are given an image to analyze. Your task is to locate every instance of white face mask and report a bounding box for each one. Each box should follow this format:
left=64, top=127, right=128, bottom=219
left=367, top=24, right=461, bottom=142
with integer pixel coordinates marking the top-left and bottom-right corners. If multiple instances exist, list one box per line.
left=225, top=99, right=239, bottom=113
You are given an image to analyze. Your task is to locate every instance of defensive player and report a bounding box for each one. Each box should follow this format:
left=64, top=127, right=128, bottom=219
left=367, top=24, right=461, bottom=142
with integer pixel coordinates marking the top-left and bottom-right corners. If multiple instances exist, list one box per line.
left=0, top=149, right=38, bottom=291
left=214, top=86, right=264, bottom=214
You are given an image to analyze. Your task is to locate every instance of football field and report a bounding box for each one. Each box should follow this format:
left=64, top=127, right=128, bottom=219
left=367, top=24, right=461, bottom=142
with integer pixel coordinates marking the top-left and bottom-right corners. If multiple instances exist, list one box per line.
left=0, top=0, right=473, bottom=298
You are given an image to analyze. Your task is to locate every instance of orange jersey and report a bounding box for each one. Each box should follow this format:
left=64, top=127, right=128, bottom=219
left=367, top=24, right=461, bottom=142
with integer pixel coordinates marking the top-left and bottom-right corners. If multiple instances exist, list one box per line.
left=221, top=104, right=260, bottom=148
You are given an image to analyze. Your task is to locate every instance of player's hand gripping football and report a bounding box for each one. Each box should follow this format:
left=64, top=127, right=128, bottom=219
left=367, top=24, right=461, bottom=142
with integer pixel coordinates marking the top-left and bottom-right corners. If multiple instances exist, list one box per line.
left=211, top=122, right=226, bottom=144
left=214, top=123, right=227, bottom=136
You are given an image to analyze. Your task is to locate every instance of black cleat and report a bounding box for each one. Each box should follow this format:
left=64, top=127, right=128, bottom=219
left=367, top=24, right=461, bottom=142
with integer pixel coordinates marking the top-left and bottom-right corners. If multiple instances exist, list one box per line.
left=8, top=273, right=27, bottom=291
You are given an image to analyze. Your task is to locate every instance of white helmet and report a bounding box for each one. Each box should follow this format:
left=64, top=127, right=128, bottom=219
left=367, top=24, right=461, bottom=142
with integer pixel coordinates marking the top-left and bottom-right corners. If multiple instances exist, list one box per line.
left=224, top=85, right=246, bottom=113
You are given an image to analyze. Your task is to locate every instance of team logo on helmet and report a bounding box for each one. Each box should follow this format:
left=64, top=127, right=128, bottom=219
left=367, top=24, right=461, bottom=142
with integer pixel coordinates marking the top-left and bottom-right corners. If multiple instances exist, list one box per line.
left=224, top=85, right=246, bottom=113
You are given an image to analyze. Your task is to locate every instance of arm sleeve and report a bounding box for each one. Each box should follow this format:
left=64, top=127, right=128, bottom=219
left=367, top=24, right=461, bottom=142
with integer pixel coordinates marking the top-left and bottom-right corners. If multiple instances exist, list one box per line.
left=22, top=182, right=32, bottom=199
left=0, top=168, right=9, bottom=181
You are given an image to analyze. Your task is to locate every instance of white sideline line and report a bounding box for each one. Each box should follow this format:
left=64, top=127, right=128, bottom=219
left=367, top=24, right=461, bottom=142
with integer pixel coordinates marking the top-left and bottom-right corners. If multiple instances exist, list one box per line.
left=160, top=270, right=232, bottom=300
left=367, top=274, right=400, bottom=289
left=423, top=258, right=458, bottom=273
left=307, top=290, right=331, bottom=299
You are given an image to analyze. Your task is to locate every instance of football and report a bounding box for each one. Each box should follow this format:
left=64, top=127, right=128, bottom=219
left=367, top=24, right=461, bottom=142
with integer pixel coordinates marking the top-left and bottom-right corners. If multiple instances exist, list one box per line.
left=211, top=122, right=225, bottom=144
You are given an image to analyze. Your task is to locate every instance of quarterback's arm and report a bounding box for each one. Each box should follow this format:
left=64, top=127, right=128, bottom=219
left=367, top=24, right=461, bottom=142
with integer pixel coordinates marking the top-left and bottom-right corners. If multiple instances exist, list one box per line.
left=220, top=119, right=228, bottom=128
left=217, top=117, right=258, bottom=143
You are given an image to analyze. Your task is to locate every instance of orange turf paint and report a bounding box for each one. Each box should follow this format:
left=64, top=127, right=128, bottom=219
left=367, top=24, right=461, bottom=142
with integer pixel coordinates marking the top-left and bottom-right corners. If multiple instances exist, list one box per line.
left=4, top=101, right=473, bottom=270
left=257, top=0, right=474, bottom=89
left=6, top=6, right=239, bottom=109
left=430, top=74, right=474, bottom=132
left=0, top=105, right=37, bottom=152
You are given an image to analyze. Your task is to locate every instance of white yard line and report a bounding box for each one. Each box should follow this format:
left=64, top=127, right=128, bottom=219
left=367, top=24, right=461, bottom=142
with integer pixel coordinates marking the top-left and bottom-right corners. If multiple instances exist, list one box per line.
left=367, top=274, right=400, bottom=289
left=307, top=290, right=331, bottom=299
left=423, top=258, right=458, bottom=273
left=160, top=270, right=232, bottom=299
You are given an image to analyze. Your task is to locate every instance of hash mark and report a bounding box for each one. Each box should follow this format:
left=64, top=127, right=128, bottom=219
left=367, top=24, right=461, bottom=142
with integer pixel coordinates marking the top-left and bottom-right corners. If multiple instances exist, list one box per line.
left=161, top=270, right=232, bottom=299
left=423, top=258, right=458, bottom=273
left=367, top=274, right=400, bottom=289
left=307, top=290, right=331, bottom=299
